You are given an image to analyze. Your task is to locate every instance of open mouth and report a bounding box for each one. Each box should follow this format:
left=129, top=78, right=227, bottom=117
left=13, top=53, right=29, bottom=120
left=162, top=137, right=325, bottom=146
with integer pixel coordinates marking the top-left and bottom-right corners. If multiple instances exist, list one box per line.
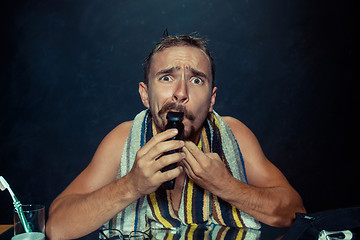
left=166, top=111, right=184, bottom=122
left=167, top=110, right=183, bottom=113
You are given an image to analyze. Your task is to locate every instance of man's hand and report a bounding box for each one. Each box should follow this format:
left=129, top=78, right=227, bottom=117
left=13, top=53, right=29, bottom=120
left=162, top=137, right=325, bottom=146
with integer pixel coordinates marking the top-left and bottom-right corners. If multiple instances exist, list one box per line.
left=181, top=141, right=232, bottom=194
left=127, top=129, right=185, bottom=196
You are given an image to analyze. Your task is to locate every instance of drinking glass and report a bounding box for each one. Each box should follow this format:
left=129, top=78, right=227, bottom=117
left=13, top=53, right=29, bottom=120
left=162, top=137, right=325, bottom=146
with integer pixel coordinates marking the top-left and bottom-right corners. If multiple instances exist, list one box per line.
left=12, top=204, right=45, bottom=240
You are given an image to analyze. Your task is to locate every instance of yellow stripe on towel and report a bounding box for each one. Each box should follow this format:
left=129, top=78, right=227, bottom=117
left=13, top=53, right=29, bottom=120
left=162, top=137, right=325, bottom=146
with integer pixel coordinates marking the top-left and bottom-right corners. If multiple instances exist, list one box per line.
left=235, top=228, right=245, bottom=240
left=187, top=224, right=198, bottom=240
left=186, top=179, right=194, bottom=223
left=149, top=192, right=173, bottom=228
left=231, top=205, right=244, bottom=228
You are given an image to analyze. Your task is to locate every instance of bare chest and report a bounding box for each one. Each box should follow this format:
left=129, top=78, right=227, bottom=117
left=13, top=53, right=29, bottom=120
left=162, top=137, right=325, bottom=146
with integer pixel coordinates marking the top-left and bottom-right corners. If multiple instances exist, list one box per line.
left=170, top=171, right=186, bottom=215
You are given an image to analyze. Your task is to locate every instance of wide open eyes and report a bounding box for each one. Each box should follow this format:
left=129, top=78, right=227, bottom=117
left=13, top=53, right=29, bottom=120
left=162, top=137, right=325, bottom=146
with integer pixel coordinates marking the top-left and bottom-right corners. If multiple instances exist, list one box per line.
left=191, top=77, right=203, bottom=85
left=159, top=75, right=204, bottom=86
left=160, top=75, right=173, bottom=82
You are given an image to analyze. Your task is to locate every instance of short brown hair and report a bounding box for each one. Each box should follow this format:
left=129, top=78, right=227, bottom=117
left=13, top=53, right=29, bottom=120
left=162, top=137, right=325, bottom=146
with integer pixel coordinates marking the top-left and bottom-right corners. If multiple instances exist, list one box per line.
left=143, top=34, right=216, bottom=87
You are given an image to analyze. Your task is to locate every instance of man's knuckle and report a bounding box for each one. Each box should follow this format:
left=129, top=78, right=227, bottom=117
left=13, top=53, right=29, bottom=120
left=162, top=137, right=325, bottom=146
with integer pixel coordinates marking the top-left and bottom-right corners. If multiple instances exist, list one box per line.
left=164, top=170, right=173, bottom=180
left=152, top=146, right=159, bottom=154
left=138, top=163, right=145, bottom=172
left=143, top=170, right=151, bottom=179
left=193, top=167, right=203, bottom=176
left=136, top=150, right=144, bottom=159
left=149, top=176, right=159, bottom=186
left=153, top=135, right=162, bottom=142
left=202, top=161, right=211, bottom=169
left=156, top=157, right=165, bottom=167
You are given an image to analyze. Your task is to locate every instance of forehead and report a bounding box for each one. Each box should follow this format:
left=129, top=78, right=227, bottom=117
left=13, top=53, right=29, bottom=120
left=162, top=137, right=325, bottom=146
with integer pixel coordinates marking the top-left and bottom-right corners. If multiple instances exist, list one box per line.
left=149, top=46, right=211, bottom=77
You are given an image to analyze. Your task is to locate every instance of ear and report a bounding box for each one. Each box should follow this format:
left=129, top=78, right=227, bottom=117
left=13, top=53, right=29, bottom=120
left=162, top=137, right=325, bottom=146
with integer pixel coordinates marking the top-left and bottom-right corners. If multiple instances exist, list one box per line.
left=139, top=82, right=150, bottom=108
left=209, top=87, right=217, bottom=112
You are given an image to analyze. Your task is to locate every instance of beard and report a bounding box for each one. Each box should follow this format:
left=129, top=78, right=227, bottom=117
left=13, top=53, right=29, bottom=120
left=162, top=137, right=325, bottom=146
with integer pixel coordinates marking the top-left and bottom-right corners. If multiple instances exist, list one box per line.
left=152, top=102, right=201, bottom=141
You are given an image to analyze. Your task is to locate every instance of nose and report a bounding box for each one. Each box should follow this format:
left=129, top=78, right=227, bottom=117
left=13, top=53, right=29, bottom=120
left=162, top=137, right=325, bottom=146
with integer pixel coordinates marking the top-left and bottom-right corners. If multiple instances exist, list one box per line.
left=172, top=79, right=189, bottom=104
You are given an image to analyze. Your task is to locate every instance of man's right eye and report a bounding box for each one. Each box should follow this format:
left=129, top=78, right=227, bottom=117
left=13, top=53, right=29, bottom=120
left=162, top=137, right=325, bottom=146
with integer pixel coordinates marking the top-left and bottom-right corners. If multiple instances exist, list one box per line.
left=160, top=75, right=172, bottom=82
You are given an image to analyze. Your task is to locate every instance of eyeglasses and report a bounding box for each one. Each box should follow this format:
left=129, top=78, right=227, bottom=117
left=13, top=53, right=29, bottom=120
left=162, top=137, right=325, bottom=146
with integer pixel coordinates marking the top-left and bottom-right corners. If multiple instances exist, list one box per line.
left=99, top=228, right=150, bottom=240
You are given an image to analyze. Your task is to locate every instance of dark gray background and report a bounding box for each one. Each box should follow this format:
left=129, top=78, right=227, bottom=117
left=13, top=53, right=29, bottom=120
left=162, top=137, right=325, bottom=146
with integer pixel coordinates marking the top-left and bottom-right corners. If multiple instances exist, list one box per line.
left=1, top=0, right=358, bottom=234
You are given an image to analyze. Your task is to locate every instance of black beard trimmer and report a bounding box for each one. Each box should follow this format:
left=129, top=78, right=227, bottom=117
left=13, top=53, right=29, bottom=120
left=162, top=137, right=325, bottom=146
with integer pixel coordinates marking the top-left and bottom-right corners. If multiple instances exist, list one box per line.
left=161, top=111, right=184, bottom=190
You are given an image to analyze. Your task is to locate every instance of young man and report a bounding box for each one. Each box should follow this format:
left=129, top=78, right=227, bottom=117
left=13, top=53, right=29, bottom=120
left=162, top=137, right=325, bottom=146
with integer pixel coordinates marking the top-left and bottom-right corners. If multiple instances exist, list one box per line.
left=46, top=35, right=305, bottom=239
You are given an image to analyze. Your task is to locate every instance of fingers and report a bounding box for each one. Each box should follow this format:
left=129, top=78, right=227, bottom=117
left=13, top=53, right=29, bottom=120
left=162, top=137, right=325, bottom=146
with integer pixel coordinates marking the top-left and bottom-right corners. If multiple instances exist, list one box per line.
left=159, top=165, right=184, bottom=183
left=138, top=129, right=178, bottom=157
left=148, top=140, right=185, bottom=162
left=183, top=141, right=204, bottom=160
left=181, top=143, right=201, bottom=178
left=183, top=141, right=222, bottom=165
left=205, top=152, right=223, bottom=163
left=182, top=141, right=204, bottom=167
left=136, top=131, right=184, bottom=163
left=179, top=154, right=195, bottom=178
left=154, top=152, right=185, bottom=172
left=130, top=130, right=188, bottom=195
left=182, top=141, right=223, bottom=180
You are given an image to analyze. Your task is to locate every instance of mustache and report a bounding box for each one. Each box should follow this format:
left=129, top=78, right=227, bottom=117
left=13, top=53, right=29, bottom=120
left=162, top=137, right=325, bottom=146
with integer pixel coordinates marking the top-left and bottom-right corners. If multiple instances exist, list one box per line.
left=158, top=102, right=195, bottom=121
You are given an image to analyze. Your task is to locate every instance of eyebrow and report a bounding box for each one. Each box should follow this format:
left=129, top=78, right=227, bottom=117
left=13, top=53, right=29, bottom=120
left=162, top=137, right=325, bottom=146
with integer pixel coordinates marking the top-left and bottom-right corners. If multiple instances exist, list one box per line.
left=155, top=66, right=209, bottom=80
left=155, top=67, right=176, bottom=76
left=190, top=67, right=208, bottom=79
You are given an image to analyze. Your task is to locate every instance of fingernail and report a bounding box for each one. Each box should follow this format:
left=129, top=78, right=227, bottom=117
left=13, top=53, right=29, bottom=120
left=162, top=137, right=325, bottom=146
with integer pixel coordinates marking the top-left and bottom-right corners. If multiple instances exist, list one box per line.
left=172, top=129, right=178, bottom=134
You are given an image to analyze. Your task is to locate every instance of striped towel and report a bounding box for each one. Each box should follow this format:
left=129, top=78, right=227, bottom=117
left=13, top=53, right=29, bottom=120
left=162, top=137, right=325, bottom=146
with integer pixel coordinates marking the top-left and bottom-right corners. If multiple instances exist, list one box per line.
left=150, top=223, right=261, bottom=240
left=103, top=109, right=260, bottom=235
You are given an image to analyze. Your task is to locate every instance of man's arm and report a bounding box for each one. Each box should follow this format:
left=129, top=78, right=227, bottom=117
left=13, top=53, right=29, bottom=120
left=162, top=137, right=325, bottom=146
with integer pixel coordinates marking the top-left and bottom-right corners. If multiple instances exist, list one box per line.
left=46, top=121, right=136, bottom=239
left=181, top=116, right=305, bottom=228
left=46, top=122, right=185, bottom=239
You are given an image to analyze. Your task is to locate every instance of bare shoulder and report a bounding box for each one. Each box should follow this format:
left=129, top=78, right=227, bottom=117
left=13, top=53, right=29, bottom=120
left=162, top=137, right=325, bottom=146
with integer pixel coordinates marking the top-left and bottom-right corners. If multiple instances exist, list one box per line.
left=101, top=120, right=133, bottom=148
left=221, top=116, right=265, bottom=161
left=221, top=116, right=257, bottom=145
left=221, top=116, right=291, bottom=188
left=222, top=116, right=249, bottom=132
left=57, top=120, right=133, bottom=197
left=92, top=120, right=133, bottom=167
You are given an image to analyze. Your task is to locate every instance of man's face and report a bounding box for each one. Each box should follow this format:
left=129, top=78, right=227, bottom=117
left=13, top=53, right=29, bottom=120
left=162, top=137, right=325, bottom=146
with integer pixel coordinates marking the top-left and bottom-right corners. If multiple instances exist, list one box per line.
left=139, top=46, right=217, bottom=142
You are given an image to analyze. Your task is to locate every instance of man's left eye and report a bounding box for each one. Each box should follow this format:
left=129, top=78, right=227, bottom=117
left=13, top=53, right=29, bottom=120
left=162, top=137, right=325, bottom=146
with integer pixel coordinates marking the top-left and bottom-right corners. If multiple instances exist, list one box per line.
left=191, top=77, right=203, bottom=85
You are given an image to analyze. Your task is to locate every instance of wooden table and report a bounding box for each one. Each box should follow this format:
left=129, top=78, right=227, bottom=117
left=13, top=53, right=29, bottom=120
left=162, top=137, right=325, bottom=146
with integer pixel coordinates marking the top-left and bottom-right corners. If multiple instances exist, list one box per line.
left=0, top=225, right=12, bottom=234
